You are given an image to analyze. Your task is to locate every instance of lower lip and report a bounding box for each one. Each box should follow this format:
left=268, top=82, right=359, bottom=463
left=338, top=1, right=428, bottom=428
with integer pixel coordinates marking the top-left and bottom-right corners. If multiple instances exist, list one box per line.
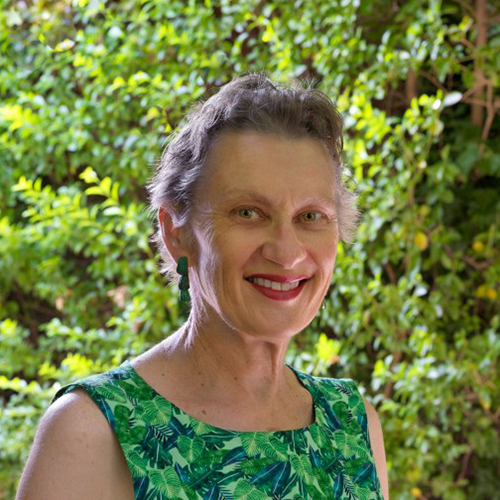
left=246, top=279, right=308, bottom=301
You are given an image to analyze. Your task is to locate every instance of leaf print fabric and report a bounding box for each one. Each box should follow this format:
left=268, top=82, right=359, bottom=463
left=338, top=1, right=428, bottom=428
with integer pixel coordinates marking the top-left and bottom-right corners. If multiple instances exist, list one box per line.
left=51, top=360, right=383, bottom=499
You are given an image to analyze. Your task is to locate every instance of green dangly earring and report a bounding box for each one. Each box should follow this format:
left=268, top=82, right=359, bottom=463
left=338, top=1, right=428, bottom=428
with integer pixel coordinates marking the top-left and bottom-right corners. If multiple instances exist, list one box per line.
left=177, top=256, right=191, bottom=302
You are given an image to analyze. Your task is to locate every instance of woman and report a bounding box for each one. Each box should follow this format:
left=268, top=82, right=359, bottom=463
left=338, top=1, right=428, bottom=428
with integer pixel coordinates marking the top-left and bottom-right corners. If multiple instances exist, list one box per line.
left=16, top=73, right=389, bottom=499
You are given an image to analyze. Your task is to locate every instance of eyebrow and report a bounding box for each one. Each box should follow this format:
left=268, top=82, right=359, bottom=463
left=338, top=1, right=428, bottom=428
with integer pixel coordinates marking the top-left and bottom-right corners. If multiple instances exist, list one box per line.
left=222, top=189, right=337, bottom=211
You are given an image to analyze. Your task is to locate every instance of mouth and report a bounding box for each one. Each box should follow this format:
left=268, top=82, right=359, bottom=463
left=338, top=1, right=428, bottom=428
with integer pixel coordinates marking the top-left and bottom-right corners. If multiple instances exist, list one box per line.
left=245, top=276, right=309, bottom=291
left=244, top=276, right=310, bottom=301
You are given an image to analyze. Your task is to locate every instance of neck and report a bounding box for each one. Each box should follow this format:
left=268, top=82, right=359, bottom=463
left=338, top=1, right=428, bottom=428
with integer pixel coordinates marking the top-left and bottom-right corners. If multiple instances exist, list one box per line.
left=161, top=311, right=295, bottom=405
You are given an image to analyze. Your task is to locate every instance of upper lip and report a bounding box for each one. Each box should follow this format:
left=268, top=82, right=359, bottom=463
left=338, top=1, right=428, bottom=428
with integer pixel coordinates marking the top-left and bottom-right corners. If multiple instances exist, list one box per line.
left=245, top=274, right=310, bottom=283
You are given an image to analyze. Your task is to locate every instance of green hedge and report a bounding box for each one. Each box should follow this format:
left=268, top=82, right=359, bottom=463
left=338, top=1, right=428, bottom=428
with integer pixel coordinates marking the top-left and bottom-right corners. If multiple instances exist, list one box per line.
left=1, top=1, right=499, bottom=498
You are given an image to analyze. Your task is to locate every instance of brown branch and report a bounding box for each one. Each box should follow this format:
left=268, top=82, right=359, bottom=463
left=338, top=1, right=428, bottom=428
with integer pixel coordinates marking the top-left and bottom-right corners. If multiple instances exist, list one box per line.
left=461, top=253, right=494, bottom=271
left=466, top=377, right=500, bottom=427
left=444, top=244, right=496, bottom=271
left=461, top=85, right=480, bottom=102
left=464, top=392, right=478, bottom=401
left=484, top=407, right=500, bottom=425
left=455, top=448, right=474, bottom=484
left=405, top=67, right=418, bottom=105
left=420, top=70, right=447, bottom=92
left=383, top=262, right=397, bottom=285
left=461, top=96, right=492, bottom=107
left=459, top=37, right=476, bottom=52
left=453, top=0, right=476, bottom=17
left=382, top=349, right=403, bottom=400
left=444, top=245, right=455, bottom=261
left=481, top=86, right=500, bottom=141
left=473, top=369, right=497, bottom=390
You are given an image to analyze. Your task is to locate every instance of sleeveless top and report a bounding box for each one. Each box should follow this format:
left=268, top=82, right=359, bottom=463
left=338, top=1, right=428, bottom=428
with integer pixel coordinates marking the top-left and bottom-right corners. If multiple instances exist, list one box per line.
left=51, top=360, right=383, bottom=499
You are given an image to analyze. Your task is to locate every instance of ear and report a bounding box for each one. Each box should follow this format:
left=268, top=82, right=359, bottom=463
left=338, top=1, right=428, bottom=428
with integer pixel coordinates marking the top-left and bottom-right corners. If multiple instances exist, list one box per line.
left=158, top=207, right=193, bottom=264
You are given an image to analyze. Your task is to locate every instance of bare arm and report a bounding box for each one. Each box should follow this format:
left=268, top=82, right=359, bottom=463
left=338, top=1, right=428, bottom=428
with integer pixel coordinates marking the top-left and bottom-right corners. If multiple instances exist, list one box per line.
left=363, top=397, right=389, bottom=500
left=15, top=389, right=133, bottom=500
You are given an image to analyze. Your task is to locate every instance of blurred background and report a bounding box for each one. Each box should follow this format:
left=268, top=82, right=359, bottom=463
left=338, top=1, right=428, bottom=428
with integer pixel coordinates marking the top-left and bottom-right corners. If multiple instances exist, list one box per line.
left=1, top=0, right=499, bottom=498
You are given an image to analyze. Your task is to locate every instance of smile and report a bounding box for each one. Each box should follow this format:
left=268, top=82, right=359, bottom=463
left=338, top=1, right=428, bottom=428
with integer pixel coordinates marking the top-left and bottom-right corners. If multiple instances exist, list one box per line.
left=245, top=277, right=308, bottom=301
left=246, top=277, right=302, bottom=291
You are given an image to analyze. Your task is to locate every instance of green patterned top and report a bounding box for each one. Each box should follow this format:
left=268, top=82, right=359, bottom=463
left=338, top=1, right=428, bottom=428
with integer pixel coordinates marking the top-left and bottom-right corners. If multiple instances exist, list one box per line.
left=51, top=360, right=383, bottom=499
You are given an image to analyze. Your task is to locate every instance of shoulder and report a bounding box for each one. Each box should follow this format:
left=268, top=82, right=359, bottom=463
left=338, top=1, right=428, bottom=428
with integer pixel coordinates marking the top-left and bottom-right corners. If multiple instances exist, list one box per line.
left=362, top=397, right=390, bottom=500
left=16, top=388, right=133, bottom=500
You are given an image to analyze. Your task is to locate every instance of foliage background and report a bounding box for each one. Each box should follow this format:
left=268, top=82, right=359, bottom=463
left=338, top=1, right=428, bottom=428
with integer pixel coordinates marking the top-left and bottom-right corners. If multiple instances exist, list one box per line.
left=1, top=0, right=499, bottom=498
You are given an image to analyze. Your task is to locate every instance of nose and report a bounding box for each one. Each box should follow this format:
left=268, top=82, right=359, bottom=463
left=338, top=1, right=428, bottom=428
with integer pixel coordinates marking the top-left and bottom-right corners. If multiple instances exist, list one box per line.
left=261, top=220, right=307, bottom=270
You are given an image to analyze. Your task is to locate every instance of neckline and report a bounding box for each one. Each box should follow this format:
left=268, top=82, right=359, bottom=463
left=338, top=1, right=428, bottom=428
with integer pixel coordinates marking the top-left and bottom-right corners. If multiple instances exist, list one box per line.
left=121, top=359, right=319, bottom=435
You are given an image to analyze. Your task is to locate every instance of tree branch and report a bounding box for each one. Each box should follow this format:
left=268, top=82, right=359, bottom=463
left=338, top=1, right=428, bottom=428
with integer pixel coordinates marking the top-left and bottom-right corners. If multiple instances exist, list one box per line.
left=455, top=448, right=474, bottom=484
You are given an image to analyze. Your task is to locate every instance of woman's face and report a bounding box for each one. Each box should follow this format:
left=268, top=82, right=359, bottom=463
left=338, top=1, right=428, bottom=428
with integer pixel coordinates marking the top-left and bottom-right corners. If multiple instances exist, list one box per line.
left=189, top=131, right=340, bottom=341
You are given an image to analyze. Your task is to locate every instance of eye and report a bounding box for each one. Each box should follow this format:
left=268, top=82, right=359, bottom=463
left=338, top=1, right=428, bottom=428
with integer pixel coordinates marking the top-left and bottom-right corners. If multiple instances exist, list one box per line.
left=235, top=207, right=261, bottom=220
left=300, top=211, right=325, bottom=223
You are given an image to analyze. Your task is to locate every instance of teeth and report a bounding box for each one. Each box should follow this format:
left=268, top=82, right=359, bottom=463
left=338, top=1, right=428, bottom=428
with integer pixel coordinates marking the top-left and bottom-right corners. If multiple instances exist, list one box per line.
left=247, top=277, right=302, bottom=291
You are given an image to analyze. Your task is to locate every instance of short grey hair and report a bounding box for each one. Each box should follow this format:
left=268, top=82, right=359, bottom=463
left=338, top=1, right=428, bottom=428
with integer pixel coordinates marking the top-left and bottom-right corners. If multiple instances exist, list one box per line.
left=147, top=71, right=360, bottom=286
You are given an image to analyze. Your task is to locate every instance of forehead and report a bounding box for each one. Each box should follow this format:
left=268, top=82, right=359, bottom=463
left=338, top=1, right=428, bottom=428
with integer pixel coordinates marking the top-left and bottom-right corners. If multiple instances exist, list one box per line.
left=201, top=132, right=336, bottom=202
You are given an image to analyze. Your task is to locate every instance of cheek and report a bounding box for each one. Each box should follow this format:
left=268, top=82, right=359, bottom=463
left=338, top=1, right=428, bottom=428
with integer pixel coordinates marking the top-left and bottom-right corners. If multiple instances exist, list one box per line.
left=218, top=228, right=256, bottom=254
left=197, top=228, right=245, bottom=280
left=316, top=239, right=338, bottom=269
